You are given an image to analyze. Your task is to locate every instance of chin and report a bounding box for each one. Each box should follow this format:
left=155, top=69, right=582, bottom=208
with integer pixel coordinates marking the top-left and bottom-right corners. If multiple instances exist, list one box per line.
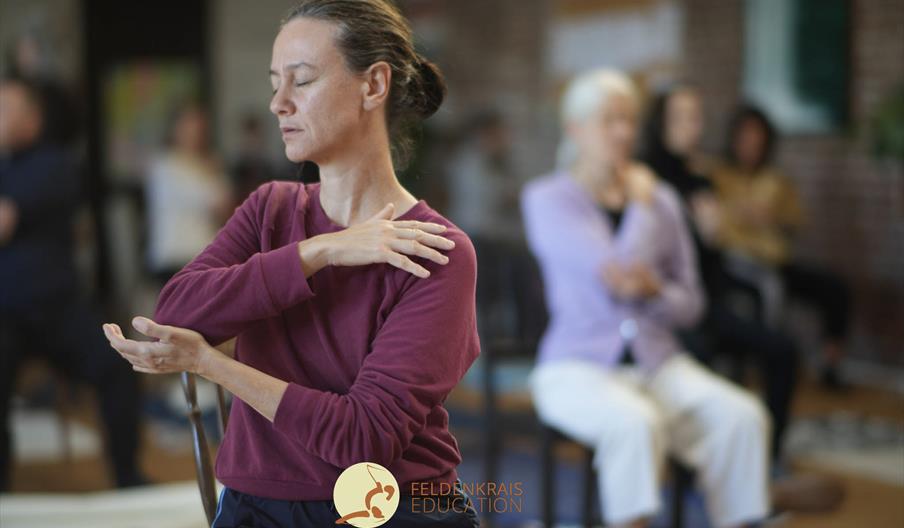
left=283, top=144, right=309, bottom=164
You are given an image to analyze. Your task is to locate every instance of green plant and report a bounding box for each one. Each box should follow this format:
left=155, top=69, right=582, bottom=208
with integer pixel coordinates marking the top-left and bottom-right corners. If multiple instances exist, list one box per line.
left=869, top=83, right=904, bottom=163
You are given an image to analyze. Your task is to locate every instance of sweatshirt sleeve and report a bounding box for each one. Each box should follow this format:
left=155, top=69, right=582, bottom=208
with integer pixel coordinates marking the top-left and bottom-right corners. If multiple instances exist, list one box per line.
left=271, top=228, right=480, bottom=469
left=153, top=183, right=315, bottom=345
left=638, top=188, right=705, bottom=328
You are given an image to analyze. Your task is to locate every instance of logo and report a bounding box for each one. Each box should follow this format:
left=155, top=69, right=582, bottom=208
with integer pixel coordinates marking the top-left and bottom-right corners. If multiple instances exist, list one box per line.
left=333, top=462, right=400, bottom=527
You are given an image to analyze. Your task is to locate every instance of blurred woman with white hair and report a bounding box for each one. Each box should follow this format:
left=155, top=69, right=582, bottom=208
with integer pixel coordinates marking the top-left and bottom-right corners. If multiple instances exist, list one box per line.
left=521, top=69, right=771, bottom=528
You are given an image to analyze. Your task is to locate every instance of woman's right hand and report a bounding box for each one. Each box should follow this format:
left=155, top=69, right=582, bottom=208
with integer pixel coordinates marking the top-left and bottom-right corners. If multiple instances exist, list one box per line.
left=601, top=262, right=661, bottom=300
left=624, top=162, right=656, bottom=205
left=297, top=203, right=455, bottom=278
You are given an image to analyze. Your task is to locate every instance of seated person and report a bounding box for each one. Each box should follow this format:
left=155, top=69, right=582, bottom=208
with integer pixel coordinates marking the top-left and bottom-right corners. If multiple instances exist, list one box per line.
left=711, top=104, right=852, bottom=390
left=522, top=69, right=770, bottom=528
left=639, top=85, right=799, bottom=460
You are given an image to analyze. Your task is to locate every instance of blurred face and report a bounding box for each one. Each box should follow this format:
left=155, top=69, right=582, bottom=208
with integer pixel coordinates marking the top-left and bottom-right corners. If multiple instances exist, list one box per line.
left=15, top=36, right=42, bottom=76
left=479, top=123, right=511, bottom=160
left=663, top=89, right=704, bottom=156
left=571, top=92, right=638, bottom=169
left=733, top=117, right=768, bottom=170
left=269, top=17, right=369, bottom=163
left=173, top=107, right=208, bottom=153
left=0, top=82, right=41, bottom=152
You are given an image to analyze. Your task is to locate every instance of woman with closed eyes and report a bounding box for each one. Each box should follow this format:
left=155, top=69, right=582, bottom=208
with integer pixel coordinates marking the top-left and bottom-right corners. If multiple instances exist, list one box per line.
left=103, top=1, right=481, bottom=526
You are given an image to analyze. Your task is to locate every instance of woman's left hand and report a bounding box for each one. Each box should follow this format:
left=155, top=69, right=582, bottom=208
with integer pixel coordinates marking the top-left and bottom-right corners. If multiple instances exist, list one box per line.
left=102, top=317, right=219, bottom=375
left=601, top=262, right=662, bottom=300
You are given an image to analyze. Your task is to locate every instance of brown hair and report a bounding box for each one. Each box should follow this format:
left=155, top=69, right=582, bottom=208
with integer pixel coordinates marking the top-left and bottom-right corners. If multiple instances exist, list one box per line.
left=281, top=0, right=446, bottom=168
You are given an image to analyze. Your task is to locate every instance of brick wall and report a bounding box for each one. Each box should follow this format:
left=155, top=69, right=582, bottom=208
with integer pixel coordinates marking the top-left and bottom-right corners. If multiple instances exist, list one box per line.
left=683, top=0, right=904, bottom=363
left=414, top=0, right=558, bottom=190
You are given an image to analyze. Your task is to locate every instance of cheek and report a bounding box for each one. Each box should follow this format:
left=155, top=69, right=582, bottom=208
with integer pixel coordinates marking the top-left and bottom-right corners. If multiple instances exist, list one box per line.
left=304, top=86, right=360, bottom=135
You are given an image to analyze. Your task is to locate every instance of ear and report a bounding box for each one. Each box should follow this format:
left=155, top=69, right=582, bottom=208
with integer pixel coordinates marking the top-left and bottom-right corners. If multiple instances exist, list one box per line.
left=361, top=61, right=392, bottom=112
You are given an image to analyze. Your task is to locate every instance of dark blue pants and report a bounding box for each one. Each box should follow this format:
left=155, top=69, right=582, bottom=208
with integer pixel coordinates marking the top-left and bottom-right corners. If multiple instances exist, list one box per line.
left=211, top=479, right=481, bottom=527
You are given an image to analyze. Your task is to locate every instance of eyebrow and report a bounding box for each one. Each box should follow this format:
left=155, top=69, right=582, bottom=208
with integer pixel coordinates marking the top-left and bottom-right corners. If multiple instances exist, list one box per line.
left=269, top=61, right=315, bottom=76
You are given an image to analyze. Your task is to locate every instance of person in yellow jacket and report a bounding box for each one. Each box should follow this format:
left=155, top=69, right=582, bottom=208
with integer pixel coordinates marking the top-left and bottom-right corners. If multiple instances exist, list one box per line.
left=711, top=104, right=851, bottom=390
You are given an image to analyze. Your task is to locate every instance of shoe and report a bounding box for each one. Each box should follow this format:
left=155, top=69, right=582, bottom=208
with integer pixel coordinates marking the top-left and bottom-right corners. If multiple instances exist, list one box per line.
left=772, top=473, right=845, bottom=514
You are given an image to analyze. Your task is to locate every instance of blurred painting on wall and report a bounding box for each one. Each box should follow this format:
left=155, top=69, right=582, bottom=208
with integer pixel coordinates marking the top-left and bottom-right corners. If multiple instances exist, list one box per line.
left=104, top=61, right=201, bottom=184
left=546, top=0, right=683, bottom=95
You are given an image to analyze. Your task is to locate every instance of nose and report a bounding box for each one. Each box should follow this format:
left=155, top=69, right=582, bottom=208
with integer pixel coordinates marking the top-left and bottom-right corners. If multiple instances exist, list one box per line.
left=270, top=83, right=295, bottom=117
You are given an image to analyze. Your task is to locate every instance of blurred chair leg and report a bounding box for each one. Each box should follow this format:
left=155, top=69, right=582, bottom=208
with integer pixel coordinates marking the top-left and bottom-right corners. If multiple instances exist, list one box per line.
left=482, top=354, right=499, bottom=527
left=54, top=374, right=73, bottom=464
left=581, top=445, right=596, bottom=528
left=540, top=425, right=555, bottom=528
left=670, top=458, right=692, bottom=528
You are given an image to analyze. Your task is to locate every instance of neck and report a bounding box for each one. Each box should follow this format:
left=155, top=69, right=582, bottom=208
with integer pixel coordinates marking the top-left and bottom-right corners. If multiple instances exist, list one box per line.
left=175, top=145, right=205, bottom=159
left=571, top=158, right=626, bottom=197
left=316, top=124, right=416, bottom=227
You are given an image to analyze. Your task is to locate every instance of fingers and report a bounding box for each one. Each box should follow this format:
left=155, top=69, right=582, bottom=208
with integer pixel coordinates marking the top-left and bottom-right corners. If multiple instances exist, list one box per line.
left=388, top=238, right=449, bottom=266
left=103, top=323, right=158, bottom=363
left=393, top=227, right=455, bottom=250
left=384, top=251, right=430, bottom=278
left=102, top=323, right=132, bottom=351
left=392, top=220, right=448, bottom=235
left=103, top=324, right=148, bottom=357
left=131, top=316, right=173, bottom=341
left=106, top=323, right=126, bottom=340
left=601, top=263, right=621, bottom=281
left=367, top=203, right=395, bottom=222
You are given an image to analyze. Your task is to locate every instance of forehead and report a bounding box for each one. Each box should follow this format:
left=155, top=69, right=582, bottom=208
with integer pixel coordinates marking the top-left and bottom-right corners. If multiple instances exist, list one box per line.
left=0, top=83, right=33, bottom=108
left=601, top=92, right=637, bottom=114
left=668, top=90, right=701, bottom=111
left=740, top=117, right=766, bottom=133
left=271, top=17, right=341, bottom=72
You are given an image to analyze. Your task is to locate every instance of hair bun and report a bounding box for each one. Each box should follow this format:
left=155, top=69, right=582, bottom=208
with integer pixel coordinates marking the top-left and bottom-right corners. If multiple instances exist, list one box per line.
left=414, top=57, right=446, bottom=119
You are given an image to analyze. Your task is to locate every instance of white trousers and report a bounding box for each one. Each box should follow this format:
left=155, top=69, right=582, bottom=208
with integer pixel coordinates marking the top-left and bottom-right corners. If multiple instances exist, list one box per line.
left=529, top=354, right=770, bottom=527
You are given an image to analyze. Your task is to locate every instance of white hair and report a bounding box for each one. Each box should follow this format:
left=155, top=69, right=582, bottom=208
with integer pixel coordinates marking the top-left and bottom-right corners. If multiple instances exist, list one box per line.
left=556, top=69, right=638, bottom=169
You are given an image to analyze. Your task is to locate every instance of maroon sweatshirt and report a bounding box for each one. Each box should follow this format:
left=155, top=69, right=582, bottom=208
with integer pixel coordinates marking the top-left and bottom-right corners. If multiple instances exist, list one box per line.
left=153, top=181, right=480, bottom=500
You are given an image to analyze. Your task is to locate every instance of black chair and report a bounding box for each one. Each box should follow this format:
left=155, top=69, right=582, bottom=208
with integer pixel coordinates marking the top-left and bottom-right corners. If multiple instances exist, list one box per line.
left=476, top=240, right=548, bottom=527
left=478, top=244, right=694, bottom=527
left=540, top=424, right=693, bottom=528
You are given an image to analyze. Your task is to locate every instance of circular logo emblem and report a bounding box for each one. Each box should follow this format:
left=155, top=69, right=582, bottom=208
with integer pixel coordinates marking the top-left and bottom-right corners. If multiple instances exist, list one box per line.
left=333, top=462, right=400, bottom=527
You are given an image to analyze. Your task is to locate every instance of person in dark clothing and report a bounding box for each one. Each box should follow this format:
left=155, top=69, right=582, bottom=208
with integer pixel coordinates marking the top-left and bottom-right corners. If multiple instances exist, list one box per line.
left=4, top=32, right=82, bottom=148
left=0, top=76, right=146, bottom=489
left=639, top=85, right=800, bottom=460
left=229, top=113, right=279, bottom=205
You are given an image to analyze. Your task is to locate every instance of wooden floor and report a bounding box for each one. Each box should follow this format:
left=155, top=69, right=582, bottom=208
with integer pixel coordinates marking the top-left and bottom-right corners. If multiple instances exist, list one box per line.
left=6, top=377, right=903, bottom=527
left=773, top=379, right=904, bottom=528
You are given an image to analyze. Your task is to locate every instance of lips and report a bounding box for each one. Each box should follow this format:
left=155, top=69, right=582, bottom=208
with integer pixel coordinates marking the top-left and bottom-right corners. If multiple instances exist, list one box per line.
left=280, top=126, right=301, bottom=135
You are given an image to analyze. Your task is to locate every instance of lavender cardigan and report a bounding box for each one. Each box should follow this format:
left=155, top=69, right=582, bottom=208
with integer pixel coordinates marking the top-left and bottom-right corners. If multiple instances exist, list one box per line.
left=521, top=170, right=704, bottom=371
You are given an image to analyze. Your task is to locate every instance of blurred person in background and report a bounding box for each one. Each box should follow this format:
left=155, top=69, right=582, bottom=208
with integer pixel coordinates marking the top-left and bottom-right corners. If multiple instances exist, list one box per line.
left=230, top=113, right=278, bottom=205
left=712, top=104, right=853, bottom=391
left=0, top=75, right=145, bottom=490
left=145, top=101, right=232, bottom=285
left=523, top=69, right=771, bottom=528
left=445, top=110, right=525, bottom=338
left=101, top=1, right=481, bottom=525
left=4, top=30, right=81, bottom=148
left=446, top=109, right=521, bottom=243
left=640, top=86, right=800, bottom=462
